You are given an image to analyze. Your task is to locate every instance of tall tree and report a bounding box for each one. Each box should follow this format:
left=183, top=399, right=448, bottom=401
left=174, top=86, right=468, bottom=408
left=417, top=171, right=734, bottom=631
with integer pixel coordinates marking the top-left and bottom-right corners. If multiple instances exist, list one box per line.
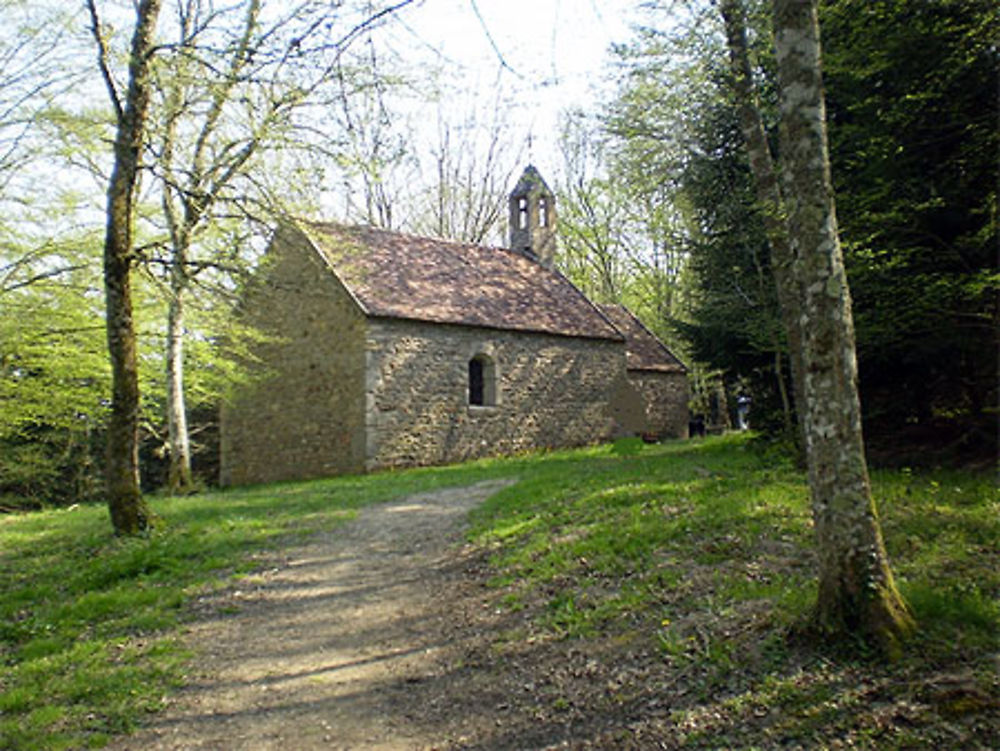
left=0, top=4, right=114, bottom=510
left=557, top=111, right=630, bottom=302
left=152, top=0, right=276, bottom=493
left=0, top=233, right=108, bottom=509
left=600, top=13, right=775, bottom=414
left=88, top=0, right=163, bottom=534
left=406, top=81, right=522, bottom=245
left=719, top=0, right=804, bottom=447
left=147, top=0, right=419, bottom=492
left=679, top=0, right=996, bottom=445
left=820, top=0, right=998, bottom=429
left=766, top=0, right=912, bottom=648
left=330, top=33, right=413, bottom=230
left=558, top=108, right=688, bottom=352
left=0, top=1, right=63, bottom=197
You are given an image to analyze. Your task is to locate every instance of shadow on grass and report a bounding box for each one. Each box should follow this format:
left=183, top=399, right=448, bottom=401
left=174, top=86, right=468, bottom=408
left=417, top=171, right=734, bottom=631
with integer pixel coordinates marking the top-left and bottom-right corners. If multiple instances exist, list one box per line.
left=456, top=435, right=1000, bottom=748
left=0, top=454, right=523, bottom=749
left=1, top=434, right=997, bottom=749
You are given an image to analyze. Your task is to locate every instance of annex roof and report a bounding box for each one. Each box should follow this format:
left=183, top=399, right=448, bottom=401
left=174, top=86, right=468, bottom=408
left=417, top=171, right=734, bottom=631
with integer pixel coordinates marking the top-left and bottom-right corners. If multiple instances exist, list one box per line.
left=302, top=222, right=623, bottom=341
left=597, top=304, right=687, bottom=373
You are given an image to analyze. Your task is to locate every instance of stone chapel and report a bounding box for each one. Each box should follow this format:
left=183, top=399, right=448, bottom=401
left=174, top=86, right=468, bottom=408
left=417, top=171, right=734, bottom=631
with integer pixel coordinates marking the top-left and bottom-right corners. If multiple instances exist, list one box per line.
left=219, top=166, right=688, bottom=486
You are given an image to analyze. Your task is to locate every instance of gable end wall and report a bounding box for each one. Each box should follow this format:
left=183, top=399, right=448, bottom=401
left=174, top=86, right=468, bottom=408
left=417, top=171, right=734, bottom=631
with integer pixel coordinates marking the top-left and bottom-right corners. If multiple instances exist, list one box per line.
left=627, top=370, right=690, bottom=439
left=220, top=227, right=367, bottom=485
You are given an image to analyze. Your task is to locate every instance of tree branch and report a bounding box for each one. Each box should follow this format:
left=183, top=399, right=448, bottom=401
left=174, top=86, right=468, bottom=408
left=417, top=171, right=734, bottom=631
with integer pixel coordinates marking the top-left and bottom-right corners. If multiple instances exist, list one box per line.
left=85, top=0, right=124, bottom=123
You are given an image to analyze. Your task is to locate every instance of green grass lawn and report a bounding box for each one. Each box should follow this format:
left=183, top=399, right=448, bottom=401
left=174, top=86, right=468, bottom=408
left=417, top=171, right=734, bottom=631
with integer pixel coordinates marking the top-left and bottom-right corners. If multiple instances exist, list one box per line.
left=1, top=434, right=997, bottom=749
left=465, top=435, right=1000, bottom=747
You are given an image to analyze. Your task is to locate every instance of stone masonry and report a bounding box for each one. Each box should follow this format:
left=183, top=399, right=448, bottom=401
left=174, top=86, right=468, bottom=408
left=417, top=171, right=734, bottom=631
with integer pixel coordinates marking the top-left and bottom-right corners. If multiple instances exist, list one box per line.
left=628, top=371, right=690, bottom=440
left=219, top=226, right=368, bottom=486
left=364, top=318, right=626, bottom=471
left=219, top=226, right=632, bottom=486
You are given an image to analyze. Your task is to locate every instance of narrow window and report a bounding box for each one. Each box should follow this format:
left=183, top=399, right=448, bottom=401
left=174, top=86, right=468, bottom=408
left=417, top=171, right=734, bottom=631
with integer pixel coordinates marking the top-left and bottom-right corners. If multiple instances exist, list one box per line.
left=518, top=197, right=528, bottom=229
left=468, top=353, right=496, bottom=407
left=469, top=357, right=485, bottom=406
left=539, top=196, right=547, bottom=227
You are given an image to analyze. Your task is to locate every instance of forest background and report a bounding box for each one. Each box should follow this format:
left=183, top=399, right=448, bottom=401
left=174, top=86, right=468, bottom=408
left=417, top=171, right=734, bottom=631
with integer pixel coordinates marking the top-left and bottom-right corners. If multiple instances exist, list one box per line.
left=0, top=0, right=996, bottom=511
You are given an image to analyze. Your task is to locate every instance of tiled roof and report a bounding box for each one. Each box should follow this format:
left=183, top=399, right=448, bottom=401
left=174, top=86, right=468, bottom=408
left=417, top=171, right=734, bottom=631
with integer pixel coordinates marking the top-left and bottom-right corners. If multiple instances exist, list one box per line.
left=303, top=223, right=623, bottom=341
left=598, top=304, right=687, bottom=373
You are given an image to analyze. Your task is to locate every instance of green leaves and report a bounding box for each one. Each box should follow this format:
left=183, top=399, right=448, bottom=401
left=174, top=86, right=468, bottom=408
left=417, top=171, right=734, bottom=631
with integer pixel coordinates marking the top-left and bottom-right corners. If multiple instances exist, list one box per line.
left=822, top=0, right=999, bottom=424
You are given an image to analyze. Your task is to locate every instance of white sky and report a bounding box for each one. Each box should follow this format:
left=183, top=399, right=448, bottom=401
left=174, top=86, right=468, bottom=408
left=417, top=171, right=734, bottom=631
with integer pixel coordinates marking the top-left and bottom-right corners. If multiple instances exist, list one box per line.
left=6, top=1, right=645, bottom=230
left=388, top=0, right=640, bottom=171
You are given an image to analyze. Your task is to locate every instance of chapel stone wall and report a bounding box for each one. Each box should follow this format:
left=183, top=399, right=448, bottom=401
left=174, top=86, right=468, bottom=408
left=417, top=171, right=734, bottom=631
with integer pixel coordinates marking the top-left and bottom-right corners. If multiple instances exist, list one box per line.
left=363, top=319, right=625, bottom=470
left=627, top=370, right=690, bottom=440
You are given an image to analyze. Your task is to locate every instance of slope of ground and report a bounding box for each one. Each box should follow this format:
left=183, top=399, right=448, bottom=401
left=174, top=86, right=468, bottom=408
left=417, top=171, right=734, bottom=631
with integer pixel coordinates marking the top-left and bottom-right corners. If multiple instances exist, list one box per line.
left=2, top=436, right=997, bottom=749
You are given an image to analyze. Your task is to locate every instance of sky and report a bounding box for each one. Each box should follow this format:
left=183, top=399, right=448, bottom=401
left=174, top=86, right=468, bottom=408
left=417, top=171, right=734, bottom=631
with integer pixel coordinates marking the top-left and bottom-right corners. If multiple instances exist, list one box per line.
left=386, top=0, right=641, bottom=172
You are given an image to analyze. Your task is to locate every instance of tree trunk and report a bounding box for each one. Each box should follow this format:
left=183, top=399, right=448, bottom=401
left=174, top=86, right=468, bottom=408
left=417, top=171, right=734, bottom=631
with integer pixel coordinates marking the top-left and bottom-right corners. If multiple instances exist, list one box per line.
left=154, top=0, right=262, bottom=495
left=165, top=282, right=194, bottom=493
left=720, top=0, right=807, bottom=459
left=771, top=0, right=913, bottom=650
left=92, top=0, right=163, bottom=534
left=773, top=347, right=793, bottom=438
left=104, top=205, right=147, bottom=534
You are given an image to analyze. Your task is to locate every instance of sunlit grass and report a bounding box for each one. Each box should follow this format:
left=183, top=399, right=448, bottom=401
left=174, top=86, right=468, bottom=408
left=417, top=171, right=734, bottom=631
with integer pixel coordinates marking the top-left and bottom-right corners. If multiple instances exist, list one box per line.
left=2, top=433, right=997, bottom=749
left=0, top=457, right=517, bottom=750
left=467, top=434, right=999, bottom=746
left=469, top=433, right=815, bottom=638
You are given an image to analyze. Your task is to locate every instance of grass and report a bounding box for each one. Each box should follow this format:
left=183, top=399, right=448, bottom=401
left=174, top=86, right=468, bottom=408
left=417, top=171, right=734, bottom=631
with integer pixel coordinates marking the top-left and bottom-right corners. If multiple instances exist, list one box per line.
left=0, top=459, right=514, bottom=750
left=466, top=434, right=1000, bottom=747
left=1, top=433, right=997, bottom=749
left=469, top=435, right=819, bottom=638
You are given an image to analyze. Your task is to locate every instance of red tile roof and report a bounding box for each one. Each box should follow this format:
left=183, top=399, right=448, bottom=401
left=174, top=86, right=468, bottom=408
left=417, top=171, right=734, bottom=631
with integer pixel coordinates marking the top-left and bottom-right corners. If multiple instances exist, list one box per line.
left=597, top=304, right=687, bottom=373
left=303, top=223, right=623, bottom=341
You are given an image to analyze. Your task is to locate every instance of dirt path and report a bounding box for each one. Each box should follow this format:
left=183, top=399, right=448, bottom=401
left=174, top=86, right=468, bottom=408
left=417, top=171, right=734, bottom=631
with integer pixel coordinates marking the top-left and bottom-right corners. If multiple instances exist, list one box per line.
left=108, top=479, right=518, bottom=751
left=103, top=474, right=1000, bottom=750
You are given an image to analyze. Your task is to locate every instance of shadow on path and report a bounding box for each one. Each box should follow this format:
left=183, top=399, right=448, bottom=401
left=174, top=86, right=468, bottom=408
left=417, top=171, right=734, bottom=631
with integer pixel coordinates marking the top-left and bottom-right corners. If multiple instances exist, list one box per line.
left=107, top=479, right=515, bottom=751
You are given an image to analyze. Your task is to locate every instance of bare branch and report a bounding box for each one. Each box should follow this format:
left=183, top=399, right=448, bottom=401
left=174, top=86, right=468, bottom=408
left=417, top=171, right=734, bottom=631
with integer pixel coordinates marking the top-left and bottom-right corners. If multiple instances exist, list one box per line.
left=0, top=264, right=90, bottom=296
left=85, top=0, right=124, bottom=123
left=467, top=0, right=523, bottom=78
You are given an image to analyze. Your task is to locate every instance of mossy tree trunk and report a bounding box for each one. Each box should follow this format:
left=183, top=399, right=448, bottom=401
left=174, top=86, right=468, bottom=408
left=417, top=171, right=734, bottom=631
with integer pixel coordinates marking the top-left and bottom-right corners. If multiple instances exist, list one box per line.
left=88, top=0, right=164, bottom=534
left=721, top=0, right=913, bottom=650
left=770, top=0, right=914, bottom=650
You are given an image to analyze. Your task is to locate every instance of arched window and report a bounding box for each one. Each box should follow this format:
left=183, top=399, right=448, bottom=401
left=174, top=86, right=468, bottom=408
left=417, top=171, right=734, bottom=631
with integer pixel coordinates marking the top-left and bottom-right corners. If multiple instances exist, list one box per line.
left=468, top=353, right=496, bottom=406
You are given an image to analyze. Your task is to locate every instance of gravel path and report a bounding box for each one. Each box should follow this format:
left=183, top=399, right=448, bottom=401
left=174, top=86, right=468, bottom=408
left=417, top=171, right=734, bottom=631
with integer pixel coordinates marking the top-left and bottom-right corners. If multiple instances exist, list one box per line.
left=107, top=479, right=515, bottom=751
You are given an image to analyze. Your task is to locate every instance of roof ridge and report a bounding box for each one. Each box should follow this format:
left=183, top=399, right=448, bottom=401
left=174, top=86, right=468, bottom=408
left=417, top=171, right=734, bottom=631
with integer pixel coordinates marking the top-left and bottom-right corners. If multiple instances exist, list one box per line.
left=311, top=220, right=510, bottom=253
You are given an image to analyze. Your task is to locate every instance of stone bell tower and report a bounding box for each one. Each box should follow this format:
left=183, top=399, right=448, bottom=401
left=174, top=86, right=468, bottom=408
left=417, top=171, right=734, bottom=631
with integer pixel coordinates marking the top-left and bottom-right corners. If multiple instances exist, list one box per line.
left=508, top=165, right=556, bottom=268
